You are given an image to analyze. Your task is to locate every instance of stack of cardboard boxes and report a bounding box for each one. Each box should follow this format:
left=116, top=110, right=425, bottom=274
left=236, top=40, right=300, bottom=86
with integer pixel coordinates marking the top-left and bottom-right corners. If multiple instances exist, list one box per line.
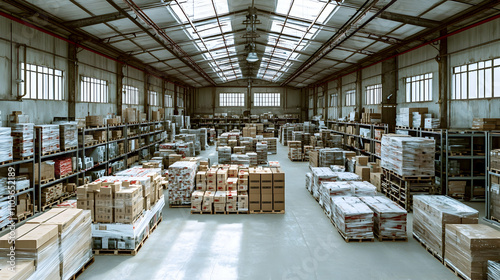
left=59, top=122, right=78, bottom=150
left=288, top=141, right=302, bottom=161
left=11, top=123, right=34, bottom=159
left=123, top=108, right=137, bottom=123
left=168, top=161, right=197, bottom=205
left=472, top=118, right=500, bottom=130
left=248, top=167, right=285, bottom=212
left=85, top=115, right=103, bottom=127
left=35, top=125, right=60, bottom=154
left=381, top=135, right=435, bottom=177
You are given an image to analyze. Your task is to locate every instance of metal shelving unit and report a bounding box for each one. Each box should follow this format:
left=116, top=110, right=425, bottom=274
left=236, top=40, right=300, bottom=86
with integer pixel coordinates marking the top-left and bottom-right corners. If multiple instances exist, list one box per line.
left=486, top=131, right=500, bottom=226
left=445, top=130, right=487, bottom=201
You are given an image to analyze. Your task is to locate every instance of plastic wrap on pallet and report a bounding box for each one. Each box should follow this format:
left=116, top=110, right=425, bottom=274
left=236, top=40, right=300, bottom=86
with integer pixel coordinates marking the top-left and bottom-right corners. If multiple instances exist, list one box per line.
left=92, top=196, right=164, bottom=250
left=319, top=182, right=351, bottom=216
left=311, top=167, right=337, bottom=200
left=381, top=135, right=435, bottom=176
left=115, top=166, right=162, bottom=177
left=54, top=157, right=73, bottom=178
left=360, top=196, right=407, bottom=239
left=247, top=152, right=257, bottom=166
left=256, top=142, right=268, bottom=164
left=35, top=125, right=60, bottom=154
left=488, top=261, right=500, bottom=280
left=263, top=137, right=277, bottom=154
left=331, top=196, right=374, bottom=239
left=11, top=123, right=34, bottom=158
left=305, top=172, right=313, bottom=193
left=0, top=209, right=93, bottom=280
left=0, top=127, right=13, bottom=163
left=58, top=122, right=78, bottom=150
left=424, top=118, right=440, bottom=129
left=491, top=182, right=500, bottom=220
left=413, top=195, right=479, bottom=259
left=0, top=199, right=10, bottom=228
left=334, top=172, right=361, bottom=181
left=445, top=224, right=500, bottom=280
left=168, top=161, right=197, bottom=205
left=218, top=146, right=232, bottom=164
left=319, top=148, right=344, bottom=167
left=350, top=181, right=377, bottom=196
left=231, top=154, right=249, bottom=167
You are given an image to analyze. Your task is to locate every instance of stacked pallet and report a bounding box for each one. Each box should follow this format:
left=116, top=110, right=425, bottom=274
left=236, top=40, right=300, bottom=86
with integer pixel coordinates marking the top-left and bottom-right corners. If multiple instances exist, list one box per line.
left=319, top=148, right=344, bottom=167
left=331, top=196, right=374, bottom=241
left=360, top=196, right=407, bottom=240
left=256, top=142, right=268, bottom=164
left=0, top=127, right=13, bottom=163
left=168, top=161, right=198, bottom=206
left=11, top=123, right=34, bottom=159
left=0, top=208, right=93, bottom=279
left=381, top=135, right=435, bottom=177
left=218, top=146, right=232, bottom=164
left=310, top=167, right=337, bottom=200
left=35, top=125, right=60, bottom=154
left=288, top=140, right=303, bottom=161
left=319, top=182, right=351, bottom=216
left=413, top=195, right=479, bottom=261
left=264, top=137, right=277, bottom=154
left=445, top=224, right=500, bottom=280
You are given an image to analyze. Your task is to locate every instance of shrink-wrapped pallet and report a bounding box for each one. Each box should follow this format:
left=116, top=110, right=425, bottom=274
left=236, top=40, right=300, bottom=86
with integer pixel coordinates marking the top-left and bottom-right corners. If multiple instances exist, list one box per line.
left=331, top=196, right=374, bottom=239
left=360, top=196, right=407, bottom=239
left=168, top=161, right=197, bottom=205
left=311, top=167, right=337, bottom=200
left=381, top=135, right=434, bottom=176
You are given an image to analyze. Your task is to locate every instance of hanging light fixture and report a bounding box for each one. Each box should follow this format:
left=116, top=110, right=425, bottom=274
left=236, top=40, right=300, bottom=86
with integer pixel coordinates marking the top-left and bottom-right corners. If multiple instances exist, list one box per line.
left=246, top=51, right=259, bottom=63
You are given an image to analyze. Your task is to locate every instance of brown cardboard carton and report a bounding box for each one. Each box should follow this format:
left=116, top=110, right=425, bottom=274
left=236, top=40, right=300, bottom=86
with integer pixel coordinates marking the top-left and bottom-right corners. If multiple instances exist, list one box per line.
left=355, top=165, right=371, bottom=181
left=370, top=172, right=383, bottom=192
left=355, top=156, right=369, bottom=166
left=249, top=202, right=260, bottom=211
left=271, top=167, right=285, bottom=187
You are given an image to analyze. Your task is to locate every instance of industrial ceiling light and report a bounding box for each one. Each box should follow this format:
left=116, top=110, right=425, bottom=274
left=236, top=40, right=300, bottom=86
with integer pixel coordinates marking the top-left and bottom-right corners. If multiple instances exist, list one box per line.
left=246, top=52, right=259, bottom=63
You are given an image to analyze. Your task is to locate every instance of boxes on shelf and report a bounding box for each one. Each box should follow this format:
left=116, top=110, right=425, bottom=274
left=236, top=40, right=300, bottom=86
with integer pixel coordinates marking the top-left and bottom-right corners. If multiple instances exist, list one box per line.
left=396, top=108, right=428, bottom=127
left=11, top=123, right=34, bottom=159
left=59, top=122, right=78, bottom=150
left=331, top=196, right=374, bottom=240
left=123, top=108, right=137, bottom=123
left=472, top=118, right=500, bottom=130
left=35, top=125, right=60, bottom=154
left=360, top=196, right=407, bottom=239
left=381, top=135, right=435, bottom=177
left=413, top=195, right=479, bottom=260
left=86, top=115, right=103, bottom=127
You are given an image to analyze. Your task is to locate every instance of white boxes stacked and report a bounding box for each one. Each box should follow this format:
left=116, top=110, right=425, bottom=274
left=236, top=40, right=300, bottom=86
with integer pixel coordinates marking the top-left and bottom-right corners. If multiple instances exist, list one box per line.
left=168, top=161, right=198, bottom=205
left=11, top=123, right=34, bottom=159
left=319, top=182, right=351, bottom=216
left=264, top=137, right=277, bottom=154
left=0, top=127, right=13, bottom=162
left=424, top=118, right=440, bottom=129
left=331, top=196, right=374, bottom=240
left=35, top=125, right=60, bottom=154
left=218, top=146, right=232, bottom=164
left=360, top=196, right=407, bottom=239
left=381, top=135, right=435, bottom=176
left=311, top=167, right=337, bottom=200
left=59, top=122, right=78, bottom=150
left=231, top=154, right=250, bottom=166
left=350, top=181, right=377, bottom=196
left=247, top=152, right=258, bottom=167
left=413, top=195, right=479, bottom=260
left=319, top=148, right=344, bottom=167
left=256, top=142, right=268, bottom=164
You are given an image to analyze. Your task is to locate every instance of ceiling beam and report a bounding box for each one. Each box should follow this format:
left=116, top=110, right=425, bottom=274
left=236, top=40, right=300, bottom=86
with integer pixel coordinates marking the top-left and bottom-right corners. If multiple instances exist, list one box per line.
left=65, top=12, right=124, bottom=28
left=378, top=10, right=441, bottom=28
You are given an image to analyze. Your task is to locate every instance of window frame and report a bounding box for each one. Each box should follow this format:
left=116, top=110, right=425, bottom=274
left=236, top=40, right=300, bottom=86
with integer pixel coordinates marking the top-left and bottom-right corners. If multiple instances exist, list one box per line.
left=345, top=90, right=356, bottom=106
left=20, top=63, right=64, bottom=100
left=164, top=94, right=173, bottom=108
left=80, top=76, right=109, bottom=103
left=254, top=92, right=281, bottom=107
left=123, top=85, right=139, bottom=105
left=452, top=58, right=500, bottom=100
left=365, top=84, right=382, bottom=105
left=404, top=73, right=433, bottom=103
left=219, top=92, right=245, bottom=107
left=148, top=90, right=158, bottom=106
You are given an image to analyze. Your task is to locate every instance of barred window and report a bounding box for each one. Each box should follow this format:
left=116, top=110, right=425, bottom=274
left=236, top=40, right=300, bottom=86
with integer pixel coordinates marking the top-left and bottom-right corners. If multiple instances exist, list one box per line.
left=329, top=94, right=338, bottom=107
left=149, top=90, right=158, bottom=106
left=452, top=59, right=500, bottom=99
left=254, top=93, right=280, bottom=107
left=123, top=85, right=139, bottom=105
left=165, top=95, right=173, bottom=107
left=345, top=90, right=355, bottom=106
left=220, top=93, right=244, bottom=106
left=81, top=76, right=108, bottom=102
left=366, top=84, right=382, bottom=105
left=21, top=63, right=63, bottom=100
left=405, top=73, right=433, bottom=102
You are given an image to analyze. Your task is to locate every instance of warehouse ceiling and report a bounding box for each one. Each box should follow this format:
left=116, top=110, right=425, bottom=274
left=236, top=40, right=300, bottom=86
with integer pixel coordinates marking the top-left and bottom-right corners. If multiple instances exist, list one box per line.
left=1, top=0, right=500, bottom=88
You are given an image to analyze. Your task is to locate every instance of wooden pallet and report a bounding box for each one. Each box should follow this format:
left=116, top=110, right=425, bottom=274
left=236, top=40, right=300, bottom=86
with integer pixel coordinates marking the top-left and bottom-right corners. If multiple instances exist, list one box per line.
left=336, top=225, right=374, bottom=243
left=13, top=212, right=33, bottom=222
left=108, top=123, right=123, bottom=127
left=491, top=216, right=500, bottom=223
left=69, top=257, right=95, bottom=280
left=383, top=169, right=434, bottom=181
left=127, top=122, right=139, bottom=125
left=449, top=152, right=470, bottom=156
left=288, top=158, right=304, bottom=162
left=444, top=261, right=468, bottom=280
left=191, top=211, right=213, bottom=215
left=58, top=172, right=74, bottom=179
left=214, top=211, right=226, bottom=214
left=40, top=177, right=56, bottom=185
left=42, top=198, right=63, bottom=212
left=412, top=233, right=443, bottom=263
left=169, top=203, right=191, bottom=208
left=490, top=168, right=500, bottom=175
left=375, top=234, right=408, bottom=242
left=86, top=125, right=106, bottom=129
left=13, top=155, right=33, bottom=160
left=84, top=141, right=98, bottom=147
left=62, top=147, right=78, bottom=152
left=37, top=150, right=60, bottom=156
left=93, top=216, right=162, bottom=256
left=396, top=126, right=412, bottom=130
left=249, top=210, right=285, bottom=214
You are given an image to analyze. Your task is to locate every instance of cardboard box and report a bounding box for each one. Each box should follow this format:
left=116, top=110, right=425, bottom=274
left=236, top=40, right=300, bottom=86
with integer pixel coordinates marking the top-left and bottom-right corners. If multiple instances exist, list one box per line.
left=249, top=202, right=260, bottom=211
left=261, top=201, right=273, bottom=211
left=370, top=172, right=383, bottom=192
left=448, top=181, right=466, bottom=196
left=355, top=165, right=370, bottom=181
left=355, top=156, right=369, bottom=166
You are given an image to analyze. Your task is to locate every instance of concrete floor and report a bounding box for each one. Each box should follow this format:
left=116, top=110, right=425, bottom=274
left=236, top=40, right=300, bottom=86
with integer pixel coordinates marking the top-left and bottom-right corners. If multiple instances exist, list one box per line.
left=79, top=143, right=485, bottom=280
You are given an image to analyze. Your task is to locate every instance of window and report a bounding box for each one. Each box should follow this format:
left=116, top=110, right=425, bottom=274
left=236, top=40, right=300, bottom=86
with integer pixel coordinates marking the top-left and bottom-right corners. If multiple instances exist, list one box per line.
left=366, top=84, right=382, bottom=105
left=149, top=90, right=158, bottom=106
left=345, top=90, right=355, bottom=106
left=452, top=59, right=500, bottom=99
left=329, top=94, right=338, bottom=107
left=80, top=76, right=108, bottom=103
left=177, top=95, right=184, bottom=108
left=405, top=73, right=433, bottom=102
left=20, top=63, right=63, bottom=100
left=165, top=95, right=173, bottom=107
left=254, top=93, right=280, bottom=107
left=123, top=85, right=139, bottom=105
left=220, top=93, right=244, bottom=107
